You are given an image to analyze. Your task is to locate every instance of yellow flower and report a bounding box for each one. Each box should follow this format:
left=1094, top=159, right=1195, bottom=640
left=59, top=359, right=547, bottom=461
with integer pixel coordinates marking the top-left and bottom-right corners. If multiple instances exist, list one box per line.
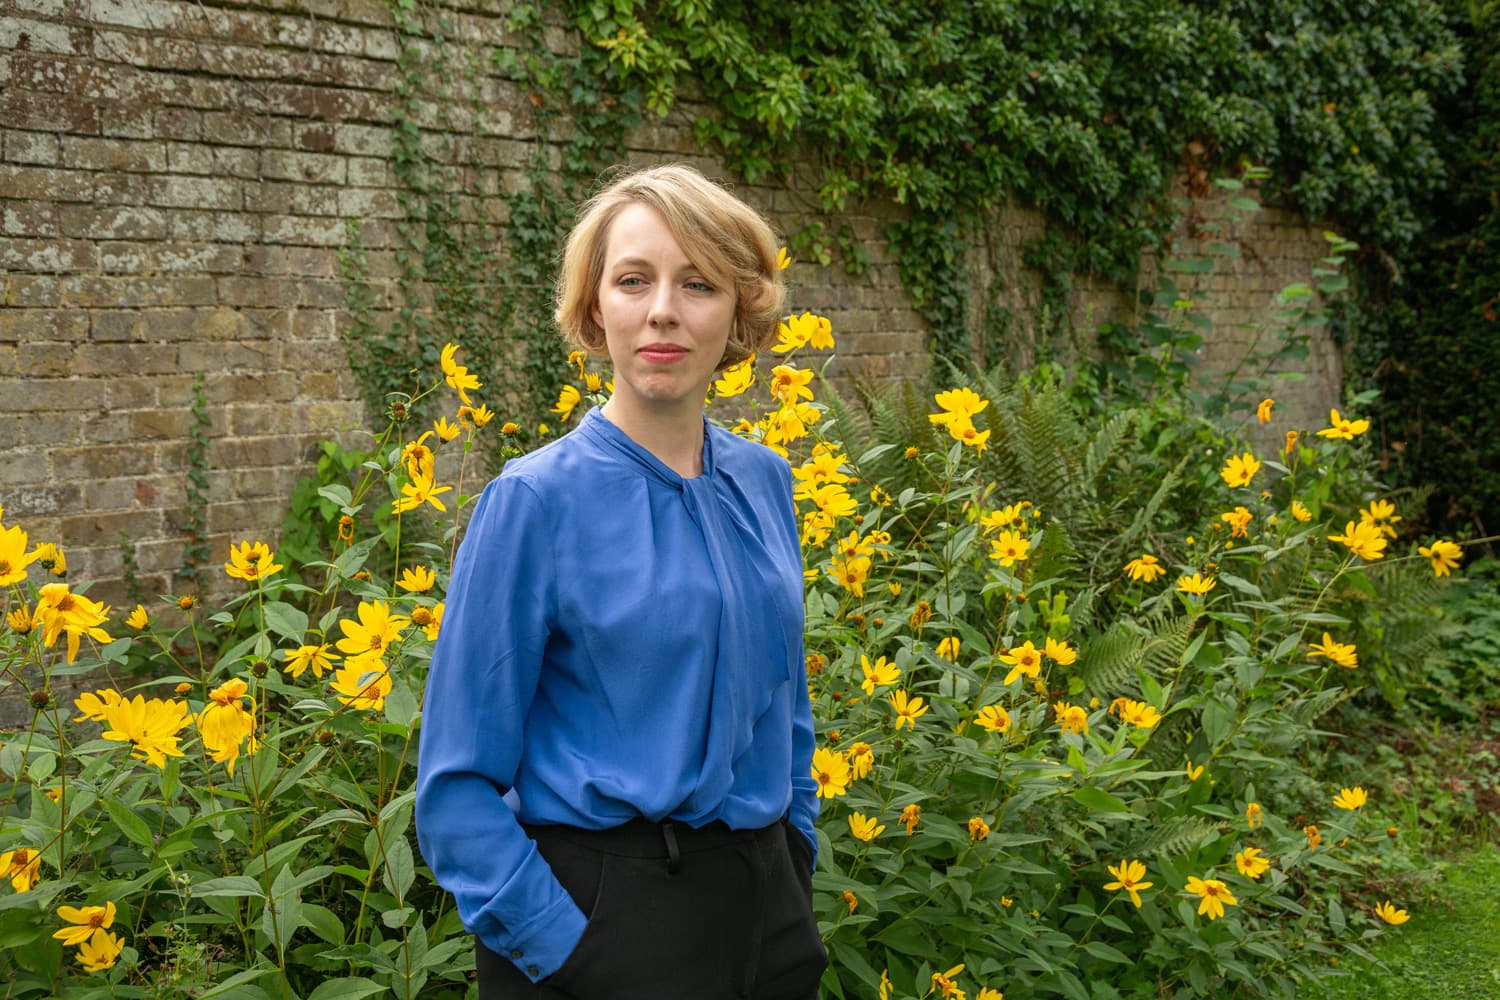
left=34, top=583, right=113, bottom=664
left=125, top=604, right=149, bottom=630
left=1220, top=506, right=1253, bottom=538
left=282, top=643, right=337, bottom=679
left=909, top=600, right=933, bottom=630
left=1104, top=859, right=1153, bottom=908
left=1315, top=407, right=1370, bottom=440
left=936, top=636, right=961, bottom=661
left=1117, top=699, right=1162, bottom=729
left=777, top=246, right=791, bottom=270
left=73, top=688, right=123, bottom=722
left=53, top=901, right=117, bottom=947
left=1220, top=451, right=1262, bottom=488
left=397, top=565, right=436, bottom=592
left=930, top=387, right=989, bottom=424
left=1305, top=824, right=1322, bottom=850
left=224, top=540, right=283, bottom=583
left=6, top=603, right=34, bottom=634
left=458, top=403, right=495, bottom=429
left=439, top=342, right=481, bottom=405
left=713, top=356, right=756, bottom=397
left=418, top=601, right=443, bottom=641
left=842, top=889, right=858, bottom=914
left=0, top=847, right=42, bottom=892
left=988, top=529, right=1030, bottom=566
left=1284, top=429, right=1300, bottom=455
left=1053, top=700, right=1088, bottom=735
left=932, top=964, right=966, bottom=998
left=433, top=416, right=461, bottom=442
left=1246, top=802, right=1263, bottom=828
left=772, top=311, right=835, bottom=353
left=1235, top=847, right=1271, bottom=879
left=500, top=421, right=520, bottom=435
left=1333, top=786, right=1368, bottom=810
left=967, top=817, right=990, bottom=841
left=1186, top=761, right=1204, bottom=781
left=1328, top=519, right=1387, bottom=560
left=848, top=811, right=886, bottom=842
left=76, top=927, right=125, bottom=973
left=551, top=384, right=582, bottom=421
left=1043, top=636, right=1077, bottom=665
left=197, top=677, right=258, bottom=776
left=847, top=741, right=875, bottom=779
left=394, top=471, right=452, bottom=514
left=402, top=432, right=436, bottom=480
left=880, top=969, right=893, bottom=1000
left=977, top=987, right=1004, bottom=1000
left=1291, top=500, right=1311, bottom=522
left=1123, top=553, right=1165, bottom=582
left=860, top=655, right=900, bottom=696
left=1185, top=876, right=1238, bottom=920
left=1374, top=900, right=1410, bottom=926
left=330, top=661, right=392, bottom=711
left=769, top=364, right=815, bottom=404
left=1359, top=498, right=1402, bottom=538
left=336, top=600, right=409, bottom=666
left=888, top=689, right=929, bottom=730
left=974, top=705, right=1011, bottom=733
left=1308, top=632, right=1358, bottom=669
left=1176, top=573, right=1216, bottom=596
left=830, top=554, right=872, bottom=597
left=567, top=349, right=588, bottom=377
left=99, top=695, right=191, bottom=768
left=811, top=746, right=851, bottom=799
left=1256, top=398, right=1274, bottom=423
left=980, top=503, right=1025, bottom=532
left=899, top=804, right=921, bottom=835
left=0, top=523, right=41, bottom=585
left=1418, top=539, right=1463, bottom=578
left=1000, top=641, right=1044, bottom=685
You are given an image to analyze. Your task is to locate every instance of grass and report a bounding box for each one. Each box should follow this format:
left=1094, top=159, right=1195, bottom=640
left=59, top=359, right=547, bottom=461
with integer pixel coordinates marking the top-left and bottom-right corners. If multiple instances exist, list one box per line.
left=1303, top=844, right=1500, bottom=999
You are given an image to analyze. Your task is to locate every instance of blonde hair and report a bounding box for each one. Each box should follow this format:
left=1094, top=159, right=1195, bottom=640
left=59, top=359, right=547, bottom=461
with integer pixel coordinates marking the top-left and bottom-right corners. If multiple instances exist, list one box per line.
left=554, top=164, right=785, bottom=370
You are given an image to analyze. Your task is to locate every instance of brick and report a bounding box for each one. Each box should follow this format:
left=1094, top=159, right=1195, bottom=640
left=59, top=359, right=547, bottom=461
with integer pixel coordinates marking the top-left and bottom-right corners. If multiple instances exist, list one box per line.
left=17, top=408, right=83, bottom=445
left=58, top=509, right=163, bottom=547
left=98, top=242, right=238, bottom=274
left=241, top=309, right=293, bottom=339
left=169, top=210, right=260, bottom=242
left=1, top=201, right=59, bottom=237
left=164, top=142, right=218, bottom=176
left=337, top=187, right=401, bottom=218
left=155, top=107, right=202, bottom=140
left=346, top=156, right=389, bottom=187
left=16, top=341, right=75, bottom=376
left=0, top=165, right=94, bottom=202
left=226, top=371, right=298, bottom=403
left=64, top=276, right=218, bottom=308
left=105, top=377, right=158, bottom=410
left=89, top=311, right=146, bottom=342
left=176, top=339, right=279, bottom=372
left=261, top=149, right=347, bottom=185
left=334, top=123, right=392, bottom=157
left=59, top=206, right=170, bottom=241
left=147, top=176, right=244, bottom=211
left=0, top=483, right=80, bottom=517
left=73, top=343, right=184, bottom=377
left=260, top=215, right=348, bottom=247
left=254, top=181, right=341, bottom=216
left=128, top=407, right=193, bottom=439
left=4, top=275, right=63, bottom=307
left=201, top=110, right=279, bottom=147
left=3, top=130, right=61, bottom=165
left=76, top=406, right=140, bottom=444
left=228, top=403, right=292, bottom=436
left=60, top=134, right=164, bottom=172
left=52, top=443, right=156, bottom=479
left=0, top=88, right=99, bottom=132
left=92, top=171, right=151, bottom=206
left=0, top=237, right=96, bottom=272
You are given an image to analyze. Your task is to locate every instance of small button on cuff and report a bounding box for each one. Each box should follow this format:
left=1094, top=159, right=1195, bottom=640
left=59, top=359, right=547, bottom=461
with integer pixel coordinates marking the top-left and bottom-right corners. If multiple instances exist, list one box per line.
left=509, top=950, right=523, bottom=959
left=527, top=966, right=540, bottom=978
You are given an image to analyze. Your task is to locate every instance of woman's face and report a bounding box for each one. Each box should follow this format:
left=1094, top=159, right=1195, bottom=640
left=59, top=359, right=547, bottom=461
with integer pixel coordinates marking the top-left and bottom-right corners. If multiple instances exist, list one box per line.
left=591, top=202, right=736, bottom=419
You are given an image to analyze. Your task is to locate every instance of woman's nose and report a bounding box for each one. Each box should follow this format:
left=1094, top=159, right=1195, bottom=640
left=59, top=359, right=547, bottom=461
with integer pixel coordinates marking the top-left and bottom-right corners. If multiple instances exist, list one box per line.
left=648, top=285, right=679, bottom=327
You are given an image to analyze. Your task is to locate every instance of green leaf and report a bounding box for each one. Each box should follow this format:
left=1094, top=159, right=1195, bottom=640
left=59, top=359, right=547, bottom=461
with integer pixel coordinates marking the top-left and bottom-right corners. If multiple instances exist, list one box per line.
left=1082, top=940, right=1132, bottom=964
left=262, top=601, right=309, bottom=642
left=192, top=876, right=266, bottom=899
left=381, top=836, right=416, bottom=901
left=104, top=796, right=156, bottom=848
left=1071, top=786, right=1132, bottom=814
left=307, top=978, right=388, bottom=1000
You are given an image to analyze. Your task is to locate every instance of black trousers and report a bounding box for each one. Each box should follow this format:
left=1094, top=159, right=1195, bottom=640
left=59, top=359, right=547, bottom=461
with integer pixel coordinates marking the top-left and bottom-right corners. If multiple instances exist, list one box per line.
left=475, top=817, right=826, bottom=999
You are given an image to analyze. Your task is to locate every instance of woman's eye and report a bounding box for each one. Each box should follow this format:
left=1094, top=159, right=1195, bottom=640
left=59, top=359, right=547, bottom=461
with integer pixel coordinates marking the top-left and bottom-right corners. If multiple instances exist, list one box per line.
left=686, top=280, right=714, bottom=293
left=618, top=276, right=645, bottom=287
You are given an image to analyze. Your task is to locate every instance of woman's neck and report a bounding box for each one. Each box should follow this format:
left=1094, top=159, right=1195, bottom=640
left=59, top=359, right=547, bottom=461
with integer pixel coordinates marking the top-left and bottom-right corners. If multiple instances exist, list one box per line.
left=599, top=397, right=706, bottom=478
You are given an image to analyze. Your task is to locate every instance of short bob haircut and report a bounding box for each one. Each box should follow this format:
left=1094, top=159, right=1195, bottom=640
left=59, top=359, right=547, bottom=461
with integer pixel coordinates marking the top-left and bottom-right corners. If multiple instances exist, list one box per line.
left=554, top=164, right=786, bottom=371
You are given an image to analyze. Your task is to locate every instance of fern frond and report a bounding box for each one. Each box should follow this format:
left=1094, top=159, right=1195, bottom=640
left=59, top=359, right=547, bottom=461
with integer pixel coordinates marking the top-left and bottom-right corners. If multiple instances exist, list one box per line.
left=1129, top=815, right=1221, bottom=859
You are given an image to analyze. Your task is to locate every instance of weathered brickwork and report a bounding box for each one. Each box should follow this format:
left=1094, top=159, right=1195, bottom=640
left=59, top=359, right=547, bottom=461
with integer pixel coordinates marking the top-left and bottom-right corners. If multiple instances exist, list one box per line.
left=0, top=0, right=1342, bottom=614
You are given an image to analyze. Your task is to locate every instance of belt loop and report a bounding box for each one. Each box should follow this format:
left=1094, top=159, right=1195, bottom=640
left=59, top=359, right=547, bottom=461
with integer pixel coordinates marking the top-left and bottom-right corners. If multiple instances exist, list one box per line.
left=662, top=822, right=681, bottom=875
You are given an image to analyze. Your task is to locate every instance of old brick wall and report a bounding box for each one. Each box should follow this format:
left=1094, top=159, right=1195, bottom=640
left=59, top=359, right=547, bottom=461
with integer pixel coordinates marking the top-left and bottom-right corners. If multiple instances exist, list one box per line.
left=0, top=0, right=1341, bottom=619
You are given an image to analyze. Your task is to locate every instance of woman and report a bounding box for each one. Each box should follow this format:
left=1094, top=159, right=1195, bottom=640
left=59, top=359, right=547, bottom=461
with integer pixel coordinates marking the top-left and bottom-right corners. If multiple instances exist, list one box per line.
left=414, top=164, right=826, bottom=999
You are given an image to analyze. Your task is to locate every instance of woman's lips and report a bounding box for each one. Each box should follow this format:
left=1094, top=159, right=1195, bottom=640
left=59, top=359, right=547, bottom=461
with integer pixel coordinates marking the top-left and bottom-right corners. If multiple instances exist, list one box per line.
left=638, top=343, right=687, bottom=364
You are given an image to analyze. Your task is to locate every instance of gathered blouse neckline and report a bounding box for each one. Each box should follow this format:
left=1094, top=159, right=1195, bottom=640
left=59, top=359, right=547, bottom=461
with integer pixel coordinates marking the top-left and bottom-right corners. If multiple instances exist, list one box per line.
left=577, top=406, right=715, bottom=487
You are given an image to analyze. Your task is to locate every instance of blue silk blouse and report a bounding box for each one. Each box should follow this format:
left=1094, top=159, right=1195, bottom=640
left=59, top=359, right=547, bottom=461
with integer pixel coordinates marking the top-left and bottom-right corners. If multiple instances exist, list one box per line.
left=414, top=406, right=817, bottom=982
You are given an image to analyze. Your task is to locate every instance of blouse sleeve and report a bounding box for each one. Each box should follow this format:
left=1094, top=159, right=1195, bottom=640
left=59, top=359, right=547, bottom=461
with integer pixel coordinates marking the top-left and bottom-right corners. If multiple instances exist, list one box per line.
left=776, top=458, right=821, bottom=864
left=414, top=475, right=587, bottom=983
